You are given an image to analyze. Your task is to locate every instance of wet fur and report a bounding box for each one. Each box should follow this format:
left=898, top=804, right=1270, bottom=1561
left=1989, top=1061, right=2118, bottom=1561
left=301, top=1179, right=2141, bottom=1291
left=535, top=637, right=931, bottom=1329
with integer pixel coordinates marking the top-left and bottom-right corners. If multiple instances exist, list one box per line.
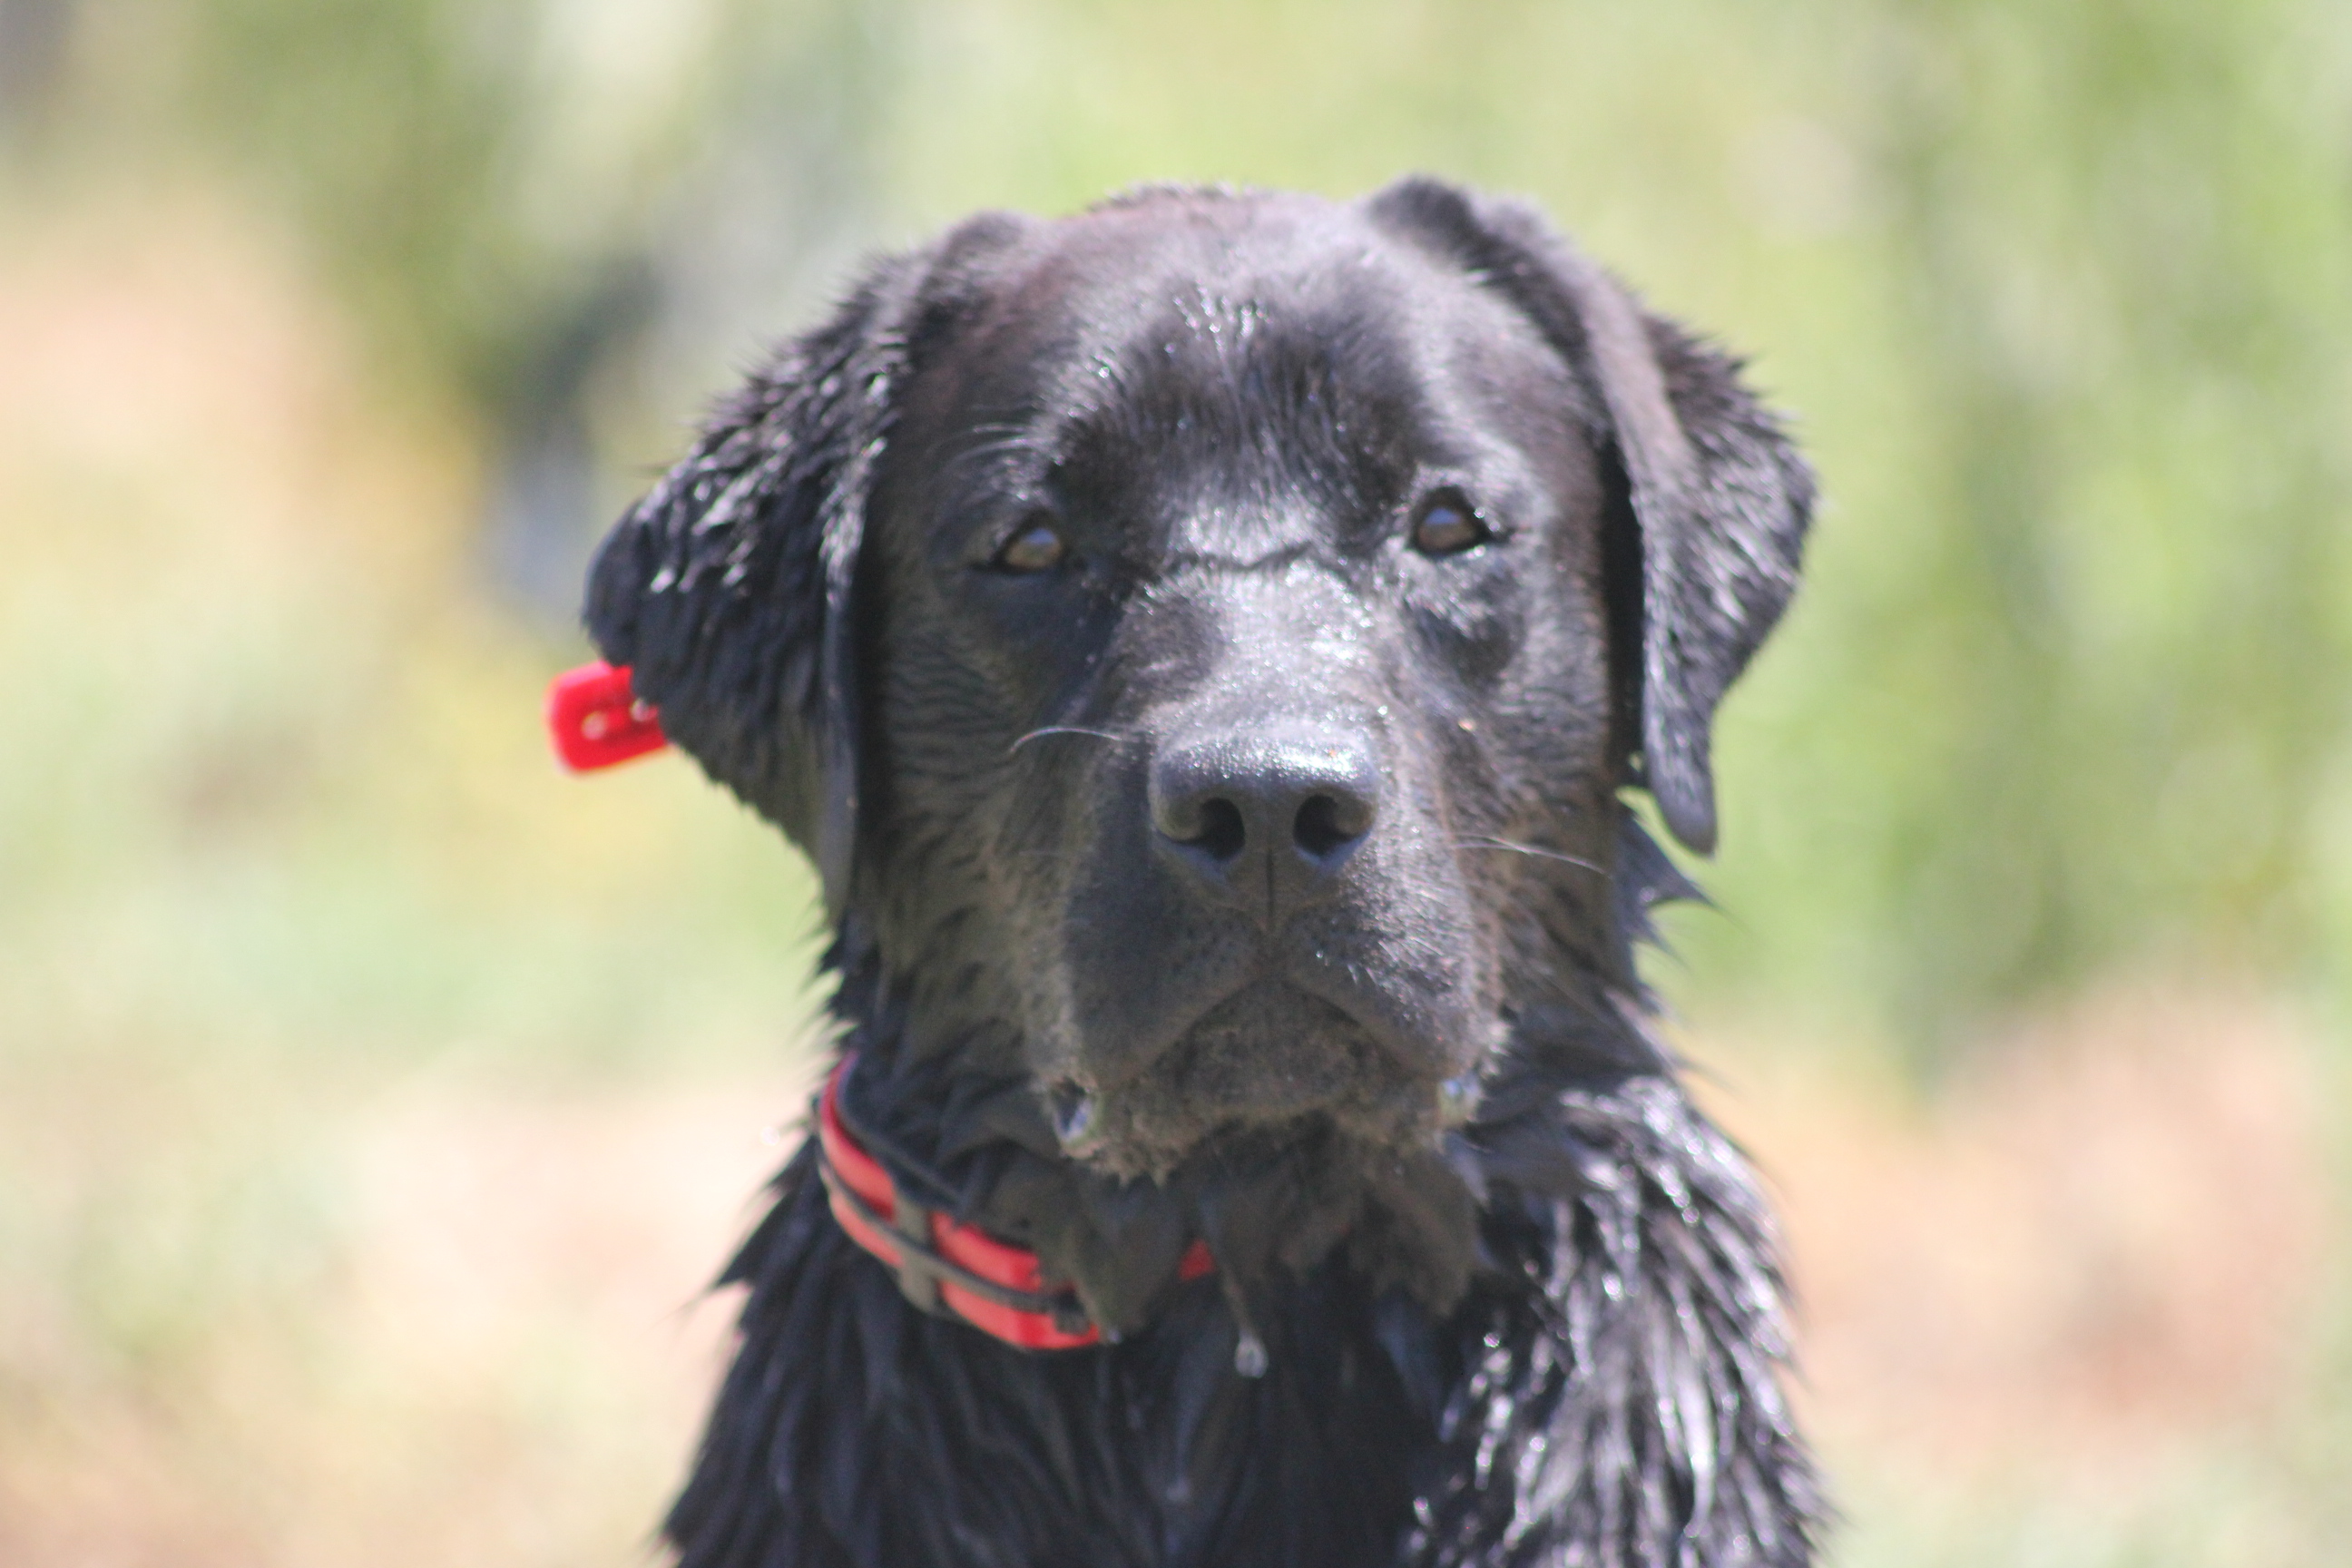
left=587, top=180, right=1824, bottom=1566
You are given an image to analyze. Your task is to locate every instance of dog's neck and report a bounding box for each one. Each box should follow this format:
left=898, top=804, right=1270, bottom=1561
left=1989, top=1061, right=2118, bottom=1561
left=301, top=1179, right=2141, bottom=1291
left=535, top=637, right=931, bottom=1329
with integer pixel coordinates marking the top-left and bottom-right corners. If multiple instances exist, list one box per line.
left=675, top=867, right=1824, bottom=1566
left=809, top=806, right=1704, bottom=1346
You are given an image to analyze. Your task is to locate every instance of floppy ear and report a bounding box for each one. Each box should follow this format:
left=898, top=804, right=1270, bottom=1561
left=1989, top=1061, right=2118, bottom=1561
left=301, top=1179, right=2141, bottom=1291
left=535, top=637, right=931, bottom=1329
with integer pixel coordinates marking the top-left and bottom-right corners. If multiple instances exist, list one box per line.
left=582, top=250, right=929, bottom=916
left=1366, top=178, right=1814, bottom=854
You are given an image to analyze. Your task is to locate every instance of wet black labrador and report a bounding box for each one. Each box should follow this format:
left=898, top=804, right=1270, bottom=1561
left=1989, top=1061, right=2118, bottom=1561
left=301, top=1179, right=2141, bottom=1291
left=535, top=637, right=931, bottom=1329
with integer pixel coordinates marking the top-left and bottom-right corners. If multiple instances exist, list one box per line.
left=584, top=178, right=1822, bottom=1567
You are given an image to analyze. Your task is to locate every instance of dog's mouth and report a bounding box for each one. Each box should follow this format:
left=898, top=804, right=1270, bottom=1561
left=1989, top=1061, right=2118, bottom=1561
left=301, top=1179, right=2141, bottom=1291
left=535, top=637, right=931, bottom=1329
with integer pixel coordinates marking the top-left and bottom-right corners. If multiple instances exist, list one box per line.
left=1051, top=977, right=1465, bottom=1180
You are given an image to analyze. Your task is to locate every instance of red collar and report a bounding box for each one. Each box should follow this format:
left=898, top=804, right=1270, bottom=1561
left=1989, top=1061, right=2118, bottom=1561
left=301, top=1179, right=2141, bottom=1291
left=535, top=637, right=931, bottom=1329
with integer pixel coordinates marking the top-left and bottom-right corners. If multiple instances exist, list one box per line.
left=544, top=664, right=1215, bottom=1350
left=816, top=1054, right=1214, bottom=1350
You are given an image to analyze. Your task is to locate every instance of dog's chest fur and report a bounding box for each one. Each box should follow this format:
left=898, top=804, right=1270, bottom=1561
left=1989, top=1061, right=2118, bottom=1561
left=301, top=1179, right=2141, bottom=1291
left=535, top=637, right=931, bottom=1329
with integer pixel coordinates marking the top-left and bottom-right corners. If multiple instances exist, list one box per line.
left=668, top=1001, right=1815, bottom=1568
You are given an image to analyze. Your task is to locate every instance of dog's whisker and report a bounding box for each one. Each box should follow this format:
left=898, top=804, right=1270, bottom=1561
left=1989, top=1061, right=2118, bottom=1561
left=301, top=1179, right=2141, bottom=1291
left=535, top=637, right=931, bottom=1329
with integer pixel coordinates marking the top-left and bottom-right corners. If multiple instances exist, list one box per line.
left=1007, top=725, right=1125, bottom=756
left=1454, top=837, right=1610, bottom=877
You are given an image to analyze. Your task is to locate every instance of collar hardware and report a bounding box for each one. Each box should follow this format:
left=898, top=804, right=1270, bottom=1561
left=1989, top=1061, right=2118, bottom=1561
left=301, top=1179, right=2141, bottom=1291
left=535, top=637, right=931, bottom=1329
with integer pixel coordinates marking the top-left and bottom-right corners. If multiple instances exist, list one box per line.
left=814, top=1054, right=1212, bottom=1350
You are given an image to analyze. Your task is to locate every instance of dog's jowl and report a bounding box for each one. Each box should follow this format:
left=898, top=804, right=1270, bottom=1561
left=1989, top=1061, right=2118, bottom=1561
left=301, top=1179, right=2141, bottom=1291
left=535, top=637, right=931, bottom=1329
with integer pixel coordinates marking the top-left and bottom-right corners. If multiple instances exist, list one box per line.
left=583, top=180, right=1822, bottom=1567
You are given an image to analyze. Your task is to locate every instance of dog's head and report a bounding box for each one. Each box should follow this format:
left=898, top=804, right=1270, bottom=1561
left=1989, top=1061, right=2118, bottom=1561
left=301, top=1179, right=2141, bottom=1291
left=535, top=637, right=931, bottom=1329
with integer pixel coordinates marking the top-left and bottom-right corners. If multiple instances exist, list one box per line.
left=589, top=180, right=1808, bottom=1215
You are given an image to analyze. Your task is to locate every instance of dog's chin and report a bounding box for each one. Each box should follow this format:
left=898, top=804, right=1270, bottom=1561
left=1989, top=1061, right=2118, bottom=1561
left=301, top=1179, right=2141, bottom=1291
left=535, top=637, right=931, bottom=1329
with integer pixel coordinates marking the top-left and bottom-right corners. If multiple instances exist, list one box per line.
left=1068, top=979, right=1451, bottom=1182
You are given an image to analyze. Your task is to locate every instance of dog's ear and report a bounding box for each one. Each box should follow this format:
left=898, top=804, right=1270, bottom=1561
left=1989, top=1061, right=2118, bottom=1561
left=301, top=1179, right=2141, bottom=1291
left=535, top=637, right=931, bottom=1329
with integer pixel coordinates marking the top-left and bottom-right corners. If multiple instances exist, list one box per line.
left=584, top=217, right=1023, bottom=914
left=1366, top=178, right=1814, bottom=854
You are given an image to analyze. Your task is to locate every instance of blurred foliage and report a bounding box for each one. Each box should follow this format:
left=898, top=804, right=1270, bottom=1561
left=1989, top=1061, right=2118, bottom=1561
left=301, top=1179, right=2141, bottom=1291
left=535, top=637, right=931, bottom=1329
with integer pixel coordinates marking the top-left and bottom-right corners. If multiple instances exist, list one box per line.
left=10, top=0, right=2347, bottom=1053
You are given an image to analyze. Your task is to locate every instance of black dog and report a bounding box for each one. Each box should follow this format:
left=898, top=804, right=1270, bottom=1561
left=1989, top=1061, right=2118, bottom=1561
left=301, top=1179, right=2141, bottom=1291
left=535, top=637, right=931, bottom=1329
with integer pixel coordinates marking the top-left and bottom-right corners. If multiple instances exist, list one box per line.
left=585, top=179, right=1821, bottom=1566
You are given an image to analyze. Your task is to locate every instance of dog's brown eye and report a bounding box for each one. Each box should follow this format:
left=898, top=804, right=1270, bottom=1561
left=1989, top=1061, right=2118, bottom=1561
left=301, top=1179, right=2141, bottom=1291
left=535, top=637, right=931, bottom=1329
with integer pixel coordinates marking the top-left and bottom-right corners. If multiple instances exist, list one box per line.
left=1412, top=495, right=1487, bottom=556
left=995, top=517, right=1067, bottom=573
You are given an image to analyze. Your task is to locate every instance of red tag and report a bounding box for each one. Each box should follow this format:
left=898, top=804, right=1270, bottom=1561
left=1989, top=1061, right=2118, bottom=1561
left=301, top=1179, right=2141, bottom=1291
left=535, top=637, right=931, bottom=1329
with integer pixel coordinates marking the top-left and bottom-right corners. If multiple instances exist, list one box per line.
left=547, top=662, right=668, bottom=771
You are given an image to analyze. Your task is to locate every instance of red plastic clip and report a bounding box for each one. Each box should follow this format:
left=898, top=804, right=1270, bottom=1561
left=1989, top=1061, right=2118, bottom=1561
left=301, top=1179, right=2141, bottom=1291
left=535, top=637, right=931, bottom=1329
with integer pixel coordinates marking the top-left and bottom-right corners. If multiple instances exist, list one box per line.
left=546, top=662, right=669, bottom=771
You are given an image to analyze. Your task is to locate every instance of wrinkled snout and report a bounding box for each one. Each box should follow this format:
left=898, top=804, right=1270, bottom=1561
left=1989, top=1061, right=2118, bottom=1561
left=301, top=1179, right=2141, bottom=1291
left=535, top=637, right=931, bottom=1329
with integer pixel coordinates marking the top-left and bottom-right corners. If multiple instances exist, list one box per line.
left=1040, top=566, right=1499, bottom=1171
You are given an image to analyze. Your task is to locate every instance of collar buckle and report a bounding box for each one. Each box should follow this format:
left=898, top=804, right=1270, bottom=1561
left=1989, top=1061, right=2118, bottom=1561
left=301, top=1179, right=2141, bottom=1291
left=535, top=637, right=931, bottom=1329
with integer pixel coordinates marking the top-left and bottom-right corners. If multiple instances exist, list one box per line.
left=813, top=1054, right=1210, bottom=1350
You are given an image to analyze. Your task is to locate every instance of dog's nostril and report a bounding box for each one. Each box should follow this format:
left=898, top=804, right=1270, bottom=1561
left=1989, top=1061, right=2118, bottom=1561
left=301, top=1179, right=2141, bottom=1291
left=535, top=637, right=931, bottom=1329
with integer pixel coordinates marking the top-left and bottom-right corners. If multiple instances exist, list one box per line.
left=1154, top=784, right=1250, bottom=860
left=1184, top=798, right=1248, bottom=861
left=1292, top=792, right=1369, bottom=859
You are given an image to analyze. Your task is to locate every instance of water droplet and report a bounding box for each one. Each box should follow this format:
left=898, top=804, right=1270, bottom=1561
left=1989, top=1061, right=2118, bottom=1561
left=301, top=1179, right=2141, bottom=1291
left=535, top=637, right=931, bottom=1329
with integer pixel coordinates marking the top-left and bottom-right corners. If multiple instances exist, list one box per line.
left=1051, top=1085, right=1099, bottom=1152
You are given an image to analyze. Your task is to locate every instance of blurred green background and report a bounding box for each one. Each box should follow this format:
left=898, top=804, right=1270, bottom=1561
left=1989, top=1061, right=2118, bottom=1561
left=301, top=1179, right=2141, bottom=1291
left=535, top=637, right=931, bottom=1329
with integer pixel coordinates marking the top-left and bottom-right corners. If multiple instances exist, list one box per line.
left=2, top=0, right=2345, bottom=1563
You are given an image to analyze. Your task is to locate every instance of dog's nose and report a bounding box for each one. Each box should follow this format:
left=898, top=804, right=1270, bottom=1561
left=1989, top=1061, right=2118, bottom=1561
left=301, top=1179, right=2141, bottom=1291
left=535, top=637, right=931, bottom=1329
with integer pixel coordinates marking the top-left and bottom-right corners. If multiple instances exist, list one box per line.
left=1150, top=728, right=1380, bottom=920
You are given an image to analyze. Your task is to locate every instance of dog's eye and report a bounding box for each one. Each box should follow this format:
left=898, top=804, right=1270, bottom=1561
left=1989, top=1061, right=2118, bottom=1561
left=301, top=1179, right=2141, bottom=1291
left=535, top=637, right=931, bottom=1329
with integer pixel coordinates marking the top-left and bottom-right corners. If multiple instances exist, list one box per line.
left=994, top=516, right=1068, bottom=573
left=1411, top=494, right=1489, bottom=556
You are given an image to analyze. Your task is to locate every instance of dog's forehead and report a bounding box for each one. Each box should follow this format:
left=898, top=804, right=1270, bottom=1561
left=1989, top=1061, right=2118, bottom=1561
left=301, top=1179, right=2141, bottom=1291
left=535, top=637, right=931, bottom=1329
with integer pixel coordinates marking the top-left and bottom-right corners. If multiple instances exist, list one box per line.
left=911, top=193, right=1585, bottom=549
left=996, top=191, right=1395, bottom=335
left=966, top=193, right=1546, bottom=401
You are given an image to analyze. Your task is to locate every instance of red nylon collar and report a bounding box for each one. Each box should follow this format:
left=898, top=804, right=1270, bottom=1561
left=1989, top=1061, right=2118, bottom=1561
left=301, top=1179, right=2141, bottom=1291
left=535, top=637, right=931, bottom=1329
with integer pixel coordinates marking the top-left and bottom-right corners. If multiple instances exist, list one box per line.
left=816, top=1054, right=1214, bottom=1350
left=545, top=662, right=1215, bottom=1350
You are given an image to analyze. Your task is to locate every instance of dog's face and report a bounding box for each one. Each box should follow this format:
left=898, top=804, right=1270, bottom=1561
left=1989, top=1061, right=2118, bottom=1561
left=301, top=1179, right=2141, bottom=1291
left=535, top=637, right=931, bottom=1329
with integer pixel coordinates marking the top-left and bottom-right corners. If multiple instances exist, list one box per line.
left=860, top=196, right=1622, bottom=1175
left=588, top=180, right=1808, bottom=1240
